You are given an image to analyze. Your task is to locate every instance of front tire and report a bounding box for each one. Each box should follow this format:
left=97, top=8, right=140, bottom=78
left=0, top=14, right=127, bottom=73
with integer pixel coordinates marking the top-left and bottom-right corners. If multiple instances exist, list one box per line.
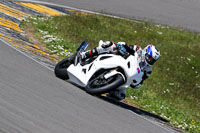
left=54, top=56, right=74, bottom=80
left=85, top=74, right=124, bottom=95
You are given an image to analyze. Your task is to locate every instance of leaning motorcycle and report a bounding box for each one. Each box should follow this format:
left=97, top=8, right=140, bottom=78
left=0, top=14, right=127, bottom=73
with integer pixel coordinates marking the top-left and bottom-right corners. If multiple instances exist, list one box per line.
left=54, top=41, right=143, bottom=95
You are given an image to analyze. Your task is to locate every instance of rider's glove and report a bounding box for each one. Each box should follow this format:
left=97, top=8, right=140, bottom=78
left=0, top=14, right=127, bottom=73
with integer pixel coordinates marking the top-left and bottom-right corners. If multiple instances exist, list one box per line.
left=116, top=43, right=128, bottom=56
left=102, top=41, right=113, bottom=48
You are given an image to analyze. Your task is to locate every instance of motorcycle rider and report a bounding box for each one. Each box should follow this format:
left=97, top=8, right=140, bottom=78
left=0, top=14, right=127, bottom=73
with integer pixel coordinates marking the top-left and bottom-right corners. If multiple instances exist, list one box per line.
left=80, top=40, right=160, bottom=100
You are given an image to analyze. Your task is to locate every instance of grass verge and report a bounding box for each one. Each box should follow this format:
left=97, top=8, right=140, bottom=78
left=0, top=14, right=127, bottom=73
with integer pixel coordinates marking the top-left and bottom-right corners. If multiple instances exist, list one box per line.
left=21, top=14, right=200, bottom=132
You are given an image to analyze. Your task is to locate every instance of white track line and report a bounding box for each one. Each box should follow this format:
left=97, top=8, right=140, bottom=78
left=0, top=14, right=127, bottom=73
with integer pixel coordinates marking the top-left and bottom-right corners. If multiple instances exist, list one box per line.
left=16, top=0, right=128, bottom=19
left=0, top=38, right=54, bottom=72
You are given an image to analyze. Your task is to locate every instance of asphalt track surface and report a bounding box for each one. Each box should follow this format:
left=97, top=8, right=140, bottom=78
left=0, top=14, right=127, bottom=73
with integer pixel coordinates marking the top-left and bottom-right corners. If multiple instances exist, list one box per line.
left=0, top=38, right=174, bottom=132
left=28, top=0, right=200, bottom=32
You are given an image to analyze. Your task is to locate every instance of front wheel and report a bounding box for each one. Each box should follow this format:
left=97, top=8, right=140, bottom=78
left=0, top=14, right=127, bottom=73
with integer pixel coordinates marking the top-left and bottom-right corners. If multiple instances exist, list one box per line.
left=54, top=56, right=74, bottom=80
left=85, top=74, right=125, bottom=95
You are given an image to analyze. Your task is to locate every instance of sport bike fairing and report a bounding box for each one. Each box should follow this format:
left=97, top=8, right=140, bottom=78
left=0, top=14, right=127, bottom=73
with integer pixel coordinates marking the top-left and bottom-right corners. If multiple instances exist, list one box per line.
left=67, top=52, right=143, bottom=89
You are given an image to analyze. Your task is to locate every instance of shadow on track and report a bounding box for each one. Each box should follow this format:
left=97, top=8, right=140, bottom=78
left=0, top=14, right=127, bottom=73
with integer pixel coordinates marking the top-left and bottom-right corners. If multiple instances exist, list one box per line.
left=98, top=95, right=169, bottom=123
left=68, top=81, right=168, bottom=122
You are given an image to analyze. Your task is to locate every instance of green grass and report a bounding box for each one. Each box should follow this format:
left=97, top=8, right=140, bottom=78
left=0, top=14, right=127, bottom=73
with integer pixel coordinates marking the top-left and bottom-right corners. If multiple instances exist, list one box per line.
left=21, top=14, right=200, bottom=132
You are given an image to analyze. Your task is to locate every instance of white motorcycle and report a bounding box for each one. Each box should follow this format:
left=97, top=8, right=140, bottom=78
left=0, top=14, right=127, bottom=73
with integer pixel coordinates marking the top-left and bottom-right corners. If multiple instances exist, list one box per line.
left=54, top=41, right=143, bottom=95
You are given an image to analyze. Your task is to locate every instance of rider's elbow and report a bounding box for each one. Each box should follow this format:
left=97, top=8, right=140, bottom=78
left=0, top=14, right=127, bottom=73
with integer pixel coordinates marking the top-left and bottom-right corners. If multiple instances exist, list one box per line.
left=130, top=83, right=142, bottom=89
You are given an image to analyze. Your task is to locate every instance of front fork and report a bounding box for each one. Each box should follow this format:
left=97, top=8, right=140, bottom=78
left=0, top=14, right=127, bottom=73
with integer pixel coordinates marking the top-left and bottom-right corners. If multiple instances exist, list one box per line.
left=104, top=68, right=126, bottom=82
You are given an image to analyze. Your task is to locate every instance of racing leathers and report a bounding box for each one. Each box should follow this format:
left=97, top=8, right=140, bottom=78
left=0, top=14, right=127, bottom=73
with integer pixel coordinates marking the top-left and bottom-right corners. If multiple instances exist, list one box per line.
left=81, top=40, right=152, bottom=100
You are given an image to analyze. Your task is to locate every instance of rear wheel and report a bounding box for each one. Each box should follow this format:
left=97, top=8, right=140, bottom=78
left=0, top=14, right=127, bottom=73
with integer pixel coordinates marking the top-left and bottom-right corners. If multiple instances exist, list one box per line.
left=54, top=56, right=74, bottom=80
left=85, top=74, right=124, bottom=95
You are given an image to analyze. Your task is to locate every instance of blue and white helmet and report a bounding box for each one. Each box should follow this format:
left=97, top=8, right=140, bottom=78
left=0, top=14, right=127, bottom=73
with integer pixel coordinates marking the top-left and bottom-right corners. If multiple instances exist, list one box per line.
left=144, top=45, right=160, bottom=65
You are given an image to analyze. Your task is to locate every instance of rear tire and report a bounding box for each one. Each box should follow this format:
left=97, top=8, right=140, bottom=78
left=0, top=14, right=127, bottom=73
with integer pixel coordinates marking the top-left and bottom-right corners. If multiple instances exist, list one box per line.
left=85, top=74, right=124, bottom=95
left=54, top=56, right=74, bottom=80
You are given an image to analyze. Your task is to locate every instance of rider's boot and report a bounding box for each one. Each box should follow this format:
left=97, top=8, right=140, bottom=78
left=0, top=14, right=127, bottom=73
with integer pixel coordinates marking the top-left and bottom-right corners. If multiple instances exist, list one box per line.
left=80, top=48, right=98, bottom=61
left=80, top=40, right=115, bottom=61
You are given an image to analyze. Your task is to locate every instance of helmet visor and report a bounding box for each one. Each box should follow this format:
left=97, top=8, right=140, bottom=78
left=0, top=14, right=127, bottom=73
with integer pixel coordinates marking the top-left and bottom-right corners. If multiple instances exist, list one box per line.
left=145, top=54, right=156, bottom=65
